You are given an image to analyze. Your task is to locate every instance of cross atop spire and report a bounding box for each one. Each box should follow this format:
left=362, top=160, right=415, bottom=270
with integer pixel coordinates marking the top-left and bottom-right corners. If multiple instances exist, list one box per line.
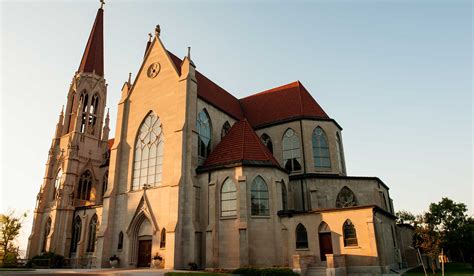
left=100, top=0, right=105, bottom=9
left=78, top=5, right=104, bottom=76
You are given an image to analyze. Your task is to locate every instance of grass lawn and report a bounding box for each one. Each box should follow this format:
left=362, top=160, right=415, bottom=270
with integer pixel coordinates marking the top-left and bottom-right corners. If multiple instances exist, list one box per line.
left=0, top=268, right=36, bottom=271
left=404, top=263, right=474, bottom=275
left=165, top=272, right=230, bottom=276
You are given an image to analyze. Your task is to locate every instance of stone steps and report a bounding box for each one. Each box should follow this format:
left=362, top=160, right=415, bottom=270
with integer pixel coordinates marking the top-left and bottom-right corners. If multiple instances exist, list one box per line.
left=306, top=265, right=327, bottom=276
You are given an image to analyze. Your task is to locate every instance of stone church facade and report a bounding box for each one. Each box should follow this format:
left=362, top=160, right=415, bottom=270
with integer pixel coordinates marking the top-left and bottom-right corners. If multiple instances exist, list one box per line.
left=27, top=5, right=415, bottom=275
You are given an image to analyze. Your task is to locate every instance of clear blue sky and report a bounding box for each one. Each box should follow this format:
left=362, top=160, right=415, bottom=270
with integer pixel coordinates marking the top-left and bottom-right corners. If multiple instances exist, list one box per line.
left=1, top=0, right=472, bottom=255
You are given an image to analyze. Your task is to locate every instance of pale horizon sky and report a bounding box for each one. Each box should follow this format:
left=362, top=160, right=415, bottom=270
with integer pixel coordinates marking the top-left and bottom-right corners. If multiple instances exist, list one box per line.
left=1, top=0, right=472, bottom=256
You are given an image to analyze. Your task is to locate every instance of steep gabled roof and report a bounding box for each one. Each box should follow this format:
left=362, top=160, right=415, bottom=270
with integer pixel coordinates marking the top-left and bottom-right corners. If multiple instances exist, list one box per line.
left=167, top=51, right=244, bottom=120
left=239, top=81, right=330, bottom=128
left=201, top=120, right=281, bottom=170
left=78, top=7, right=104, bottom=76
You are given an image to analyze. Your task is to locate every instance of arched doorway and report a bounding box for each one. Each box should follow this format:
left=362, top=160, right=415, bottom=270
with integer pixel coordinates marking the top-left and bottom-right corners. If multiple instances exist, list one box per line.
left=128, top=213, right=154, bottom=267
left=137, top=219, right=152, bottom=267
left=318, top=221, right=333, bottom=261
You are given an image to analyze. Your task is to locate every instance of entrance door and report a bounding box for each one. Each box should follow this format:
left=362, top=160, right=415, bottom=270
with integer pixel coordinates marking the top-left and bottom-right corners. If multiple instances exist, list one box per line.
left=319, top=232, right=333, bottom=261
left=137, top=240, right=152, bottom=267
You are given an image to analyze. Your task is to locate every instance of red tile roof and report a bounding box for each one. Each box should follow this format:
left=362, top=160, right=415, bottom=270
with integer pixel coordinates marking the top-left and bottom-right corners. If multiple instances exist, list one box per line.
left=107, top=138, right=114, bottom=150
left=239, top=81, right=329, bottom=128
left=202, top=120, right=281, bottom=170
left=167, top=51, right=244, bottom=120
left=78, top=8, right=104, bottom=76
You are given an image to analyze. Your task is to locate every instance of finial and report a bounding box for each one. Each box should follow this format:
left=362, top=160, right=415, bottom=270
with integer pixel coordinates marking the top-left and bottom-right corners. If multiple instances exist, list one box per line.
left=155, top=25, right=161, bottom=37
left=128, top=72, right=132, bottom=84
left=61, top=105, right=64, bottom=115
left=100, top=0, right=105, bottom=9
left=106, top=108, right=110, bottom=117
left=187, top=47, right=191, bottom=60
left=148, top=33, right=153, bottom=42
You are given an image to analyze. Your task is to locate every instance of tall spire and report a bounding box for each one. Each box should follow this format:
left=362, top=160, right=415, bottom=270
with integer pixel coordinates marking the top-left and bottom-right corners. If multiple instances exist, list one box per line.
left=78, top=3, right=104, bottom=76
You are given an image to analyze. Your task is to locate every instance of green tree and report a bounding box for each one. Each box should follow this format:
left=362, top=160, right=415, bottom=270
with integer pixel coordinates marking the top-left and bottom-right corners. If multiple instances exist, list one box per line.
left=396, top=210, right=416, bottom=225
left=425, top=198, right=469, bottom=262
left=414, top=213, right=442, bottom=274
left=0, top=211, right=27, bottom=266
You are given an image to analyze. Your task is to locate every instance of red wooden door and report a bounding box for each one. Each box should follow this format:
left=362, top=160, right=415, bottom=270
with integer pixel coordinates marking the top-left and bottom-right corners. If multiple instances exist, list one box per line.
left=319, top=233, right=333, bottom=261
left=137, top=240, right=152, bottom=267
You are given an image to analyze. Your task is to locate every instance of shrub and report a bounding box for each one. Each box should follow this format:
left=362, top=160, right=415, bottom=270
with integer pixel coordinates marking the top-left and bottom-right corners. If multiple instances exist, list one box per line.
left=26, top=252, right=64, bottom=268
left=232, top=267, right=298, bottom=276
left=188, top=262, right=198, bottom=270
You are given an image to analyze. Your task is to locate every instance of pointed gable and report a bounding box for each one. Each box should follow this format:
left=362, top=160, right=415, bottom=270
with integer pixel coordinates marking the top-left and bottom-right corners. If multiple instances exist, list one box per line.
left=201, top=120, right=281, bottom=170
left=239, top=81, right=330, bottom=128
left=78, top=7, right=104, bottom=76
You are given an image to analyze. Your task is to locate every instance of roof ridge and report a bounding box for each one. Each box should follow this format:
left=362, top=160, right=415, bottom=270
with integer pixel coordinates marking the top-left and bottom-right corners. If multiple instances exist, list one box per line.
left=239, top=80, right=300, bottom=100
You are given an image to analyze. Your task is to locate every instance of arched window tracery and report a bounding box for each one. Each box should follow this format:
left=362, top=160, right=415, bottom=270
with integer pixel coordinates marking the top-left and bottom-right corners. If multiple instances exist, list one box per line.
left=221, top=121, right=231, bottom=138
left=102, top=171, right=108, bottom=201
left=343, top=219, right=358, bottom=246
left=42, top=217, right=51, bottom=252
left=160, top=228, right=166, bottom=248
left=197, top=110, right=211, bottom=163
left=260, top=133, right=273, bottom=154
left=117, top=231, right=124, bottom=250
left=86, top=215, right=98, bottom=252
left=132, top=112, right=164, bottom=190
left=336, top=133, right=345, bottom=173
left=52, top=169, right=62, bottom=200
left=336, top=186, right=358, bottom=208
left=77, top=170, right=93, bottom=201
left=282, top=129, right=302, bottom=172
left=312, top=127, right=331, bottom=168
left=281, top=180, right=288, bottom=210
left=71, top=216, right=82, bottom=253
left=296, top=223, right=308, bottom=249
left=251, top=176, right=269, bottom=216
left=221, top=178, right=237, bottom=217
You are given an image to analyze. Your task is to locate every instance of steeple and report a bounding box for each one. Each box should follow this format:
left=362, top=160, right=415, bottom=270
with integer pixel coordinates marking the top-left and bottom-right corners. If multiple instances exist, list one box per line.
left=78, top=4, right=104, bottom=76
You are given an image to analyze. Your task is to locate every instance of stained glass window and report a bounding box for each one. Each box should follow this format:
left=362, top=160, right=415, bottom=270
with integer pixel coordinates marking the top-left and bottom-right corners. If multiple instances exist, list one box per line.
left=132, top=112, right=164, bottom=190
left=251, top=176, right=269, bottom=216
left=221, top=178, right=237, bottom=217
left=282, top=129, right=302, bottom=172
left=312, top=127, right=331, bottom=168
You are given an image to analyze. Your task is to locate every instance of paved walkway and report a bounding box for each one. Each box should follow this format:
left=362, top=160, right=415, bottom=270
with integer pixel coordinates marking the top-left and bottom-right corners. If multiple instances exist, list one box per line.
left=0, top=268, right=177, bottom=276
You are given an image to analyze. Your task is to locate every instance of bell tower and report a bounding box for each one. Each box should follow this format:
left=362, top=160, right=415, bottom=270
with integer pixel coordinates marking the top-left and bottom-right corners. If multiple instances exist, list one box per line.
left=27, top=2, right=110, bottom=258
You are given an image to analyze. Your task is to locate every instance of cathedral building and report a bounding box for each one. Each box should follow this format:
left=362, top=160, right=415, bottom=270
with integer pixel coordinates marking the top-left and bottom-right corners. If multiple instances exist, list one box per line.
left=27, top=4, right=414, bottom=275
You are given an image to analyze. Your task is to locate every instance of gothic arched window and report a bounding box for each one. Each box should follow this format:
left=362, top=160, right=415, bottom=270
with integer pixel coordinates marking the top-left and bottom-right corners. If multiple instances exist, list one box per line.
left=260, top=133, right=273, bottom=154
left=79, top=92, right=88, bottom=133
left=52, top=169, right=62, bottom=201
left=336, top=186, right=358, bottom=208
left=117, top=231, right=124, bottom=250
left=221, top=178, right=237, bottom=217
left=221, top=121, right=231, bottom=138
left=296, top=223, right=308, bottom=249
left=197, top=110, right=211, bottom=162
left=312, top=127, right=331, bottom=168
left=251, top=176, right=269, bottom=216
left=71, top=216, right=82, bottom=253
left=160, top=228, right=166, bottom=248
left=281, top=180, right=288, bottom=210
left=88, top=94, right=100, bottom=134
left=132, top=112, right=164, bottom=190
left=86, top=215, right=98, bottom=252
left=343, top=219, right=358, bottom=246
left=102, top=171, right=108, bottom=201
left=77, top=170, right=92, bottom=201
left=42, top=217, right=51, bottom=252
left=282, top=129, right=302, bottom=172
left=336, top=133, right=345, bottom=173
